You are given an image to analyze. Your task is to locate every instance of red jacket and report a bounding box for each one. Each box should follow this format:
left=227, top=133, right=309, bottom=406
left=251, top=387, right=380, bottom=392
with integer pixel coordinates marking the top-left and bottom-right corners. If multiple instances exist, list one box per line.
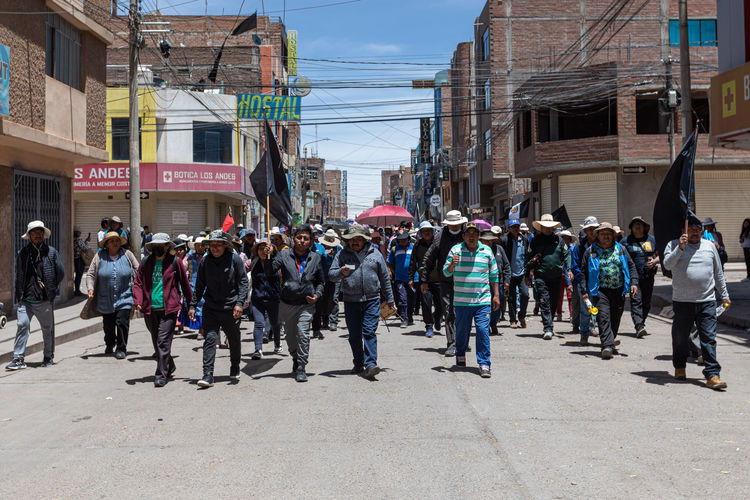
left=133, top=254, right=193, bottom=315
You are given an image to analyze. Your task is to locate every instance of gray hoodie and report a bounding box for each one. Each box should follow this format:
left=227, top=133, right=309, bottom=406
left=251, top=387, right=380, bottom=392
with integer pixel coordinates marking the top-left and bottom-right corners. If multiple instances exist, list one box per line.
left=662, top=238, right=729, bottom=303
left=329, top=244, right=394, bottom=304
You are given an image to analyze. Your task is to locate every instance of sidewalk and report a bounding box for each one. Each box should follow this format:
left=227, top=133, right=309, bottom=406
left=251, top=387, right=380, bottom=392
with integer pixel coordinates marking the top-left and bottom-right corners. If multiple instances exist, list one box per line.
left=0, top=297, right=103, bottom=364
left=651, top=262, right=750, bottom=330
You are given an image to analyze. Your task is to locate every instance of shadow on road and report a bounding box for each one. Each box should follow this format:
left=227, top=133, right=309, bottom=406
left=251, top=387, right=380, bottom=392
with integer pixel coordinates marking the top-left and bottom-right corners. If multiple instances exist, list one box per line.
left=413, top=347, right=444, bottom=355
left=240, top=358, right=281, bottom=377
left=631, top=370, right=706, bottom=387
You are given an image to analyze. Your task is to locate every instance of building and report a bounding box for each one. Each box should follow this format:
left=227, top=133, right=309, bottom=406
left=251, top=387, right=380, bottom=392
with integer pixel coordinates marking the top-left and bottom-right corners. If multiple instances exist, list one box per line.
left=73, top=87, right=258, bottom=238
left=324, top=169, right=348, bottom=221
left=380, top=166, right=412, bottom=208
left=1, top=1, right=112, bottom=310
left=450, top=41, right=477, bottom=216
left=300, top=156, right=325, bottom=222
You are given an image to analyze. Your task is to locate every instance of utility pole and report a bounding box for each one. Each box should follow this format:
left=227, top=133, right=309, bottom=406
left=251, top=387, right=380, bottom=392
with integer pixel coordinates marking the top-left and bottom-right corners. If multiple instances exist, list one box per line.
left=128, top=0, right=141, bottom=258
left=663, top=56, right=676, bottom=163
left=678, top=0, right=692, bottom=143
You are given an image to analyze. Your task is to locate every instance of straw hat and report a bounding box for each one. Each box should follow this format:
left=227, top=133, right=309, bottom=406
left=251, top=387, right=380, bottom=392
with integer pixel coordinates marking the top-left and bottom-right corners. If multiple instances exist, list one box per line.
left=532, top=214, right=561, bottom=232
left=559, top=230, right=576, bottom=241
left=22, top=220, right=51, bottom=240
left=441, top=210, right=468, bottom=226
left=319, top=229, right=341, bottom=247
left=99, top=231, right=127, bottom=248
left=341, top=224, right=372, bottom=241
left=594, top=222, right=616, bottom=235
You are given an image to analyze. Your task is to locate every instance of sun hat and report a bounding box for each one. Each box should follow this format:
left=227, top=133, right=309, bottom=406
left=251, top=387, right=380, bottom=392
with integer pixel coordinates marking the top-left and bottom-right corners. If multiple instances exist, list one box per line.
left=480, top=229, right=498, bottom=241
left=441, top=210, right=468, bottom=226
left=519, top=223, right=529, bottom=231
left=628, top=216, right=651, bottom=232
left=188, top=236, right=206, bottom=250
left=533, top=214, right=562, bottom=232
left=177, top=233, right=189, bottom=241
left=580, top=216, right=600, bottom=229
left=613, top=225, right=625, bottom=236
left=594, top=222, right=616, bottom=235
left=240, top=228, right=256, bottom=240
left=206, top=229, right=232, bottom=244
left=341, top=224, right=372, bottom=241
left=270, top=226, right=282, bottom=236
left=99, top=230, right=127, bottom=248
left=145, top=232, right=174, bottom=251
left=319, top=229, right=341, bottom=247
left=702, top=217, right=716, bottom=227
left=110, top=216, right=123, bottom=225
left=559, top=229, right=576, bottom=240
left=509, top=218, right=521, bottom=227
left=22, top=220, right=51, bottom=240
left=490, top=225, right=502, bottom=236
left=418, top=221, right=435, bottom=232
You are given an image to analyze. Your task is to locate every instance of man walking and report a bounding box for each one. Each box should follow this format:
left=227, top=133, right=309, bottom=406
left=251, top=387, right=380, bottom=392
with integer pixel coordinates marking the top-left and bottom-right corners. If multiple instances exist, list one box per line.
left=623, top=216, right=659, bottom=338
left=313, top=229, right=342, bottom=339
left=411, top=221, right=441, bottom=337
left=189, top=230, right=248, bottom=388
left=663, top=214, right=730, bottom=390
left=443, top=223, right=500, bottom=378
left=73, top=226, right=91, bottom=297
left=423, top=210, right=468, bottom=356
left=262, top=225, right=324, bottom=382
left=500, top=219, right=530, bottom=329
left=329, top=225, right=395, bottom=378
left=6, top=221, right=64, bottom=370
left=388, top=231, right=414, bottom=328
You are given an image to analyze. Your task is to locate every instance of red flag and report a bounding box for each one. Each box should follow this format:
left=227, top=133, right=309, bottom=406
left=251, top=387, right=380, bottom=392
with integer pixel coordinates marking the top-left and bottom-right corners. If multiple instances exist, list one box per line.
left=222, top=209, right=235, bottom=232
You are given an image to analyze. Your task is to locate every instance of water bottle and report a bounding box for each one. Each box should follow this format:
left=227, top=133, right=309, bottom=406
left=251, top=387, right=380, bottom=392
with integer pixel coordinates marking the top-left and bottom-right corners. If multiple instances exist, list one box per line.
left=716, top=301, right=730, bottom=317
left=584, top=297, right=598, bottom=316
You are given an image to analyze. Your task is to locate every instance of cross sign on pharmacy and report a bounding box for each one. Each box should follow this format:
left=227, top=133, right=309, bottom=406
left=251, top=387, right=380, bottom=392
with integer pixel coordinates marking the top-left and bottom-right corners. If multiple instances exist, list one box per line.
left=722, top=81, right=736, bottom=118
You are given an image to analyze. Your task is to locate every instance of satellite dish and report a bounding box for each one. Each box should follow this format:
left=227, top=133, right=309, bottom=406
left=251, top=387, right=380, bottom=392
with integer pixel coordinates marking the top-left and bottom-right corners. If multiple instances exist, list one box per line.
left=290, top=76, right=311, bottom=97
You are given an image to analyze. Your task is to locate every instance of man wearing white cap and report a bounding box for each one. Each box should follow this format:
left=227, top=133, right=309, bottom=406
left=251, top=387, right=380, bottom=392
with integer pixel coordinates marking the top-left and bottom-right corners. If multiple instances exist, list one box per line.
left=6, top=221, right=64, bottom=370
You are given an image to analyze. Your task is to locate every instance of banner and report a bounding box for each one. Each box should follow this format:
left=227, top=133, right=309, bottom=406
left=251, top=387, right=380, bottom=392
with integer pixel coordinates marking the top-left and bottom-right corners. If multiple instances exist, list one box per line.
left=0, top=44, right=9, bottom=117
left=419, top=118, right=431, bottom=164
left=237, top=93, right=301, bottom=121
left=287, top=30, right=298, bottom=76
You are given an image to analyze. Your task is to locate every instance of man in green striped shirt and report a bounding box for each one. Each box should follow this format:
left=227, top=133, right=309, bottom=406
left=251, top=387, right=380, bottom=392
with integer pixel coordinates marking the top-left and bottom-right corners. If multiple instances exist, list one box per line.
left=443, top=223, right=500, bottom=378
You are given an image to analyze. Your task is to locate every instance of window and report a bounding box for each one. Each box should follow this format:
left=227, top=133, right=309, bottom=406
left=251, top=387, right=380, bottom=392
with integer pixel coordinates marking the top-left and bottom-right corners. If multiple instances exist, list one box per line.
left=484, top=79, right=491, bottom=110
left=111, top=118, right=141, bottom=161
left=481, top=29, right=490, bottom=60
left=522, top=110, right=532, bottom=149
left=537, top=109, right=550, bottom=143
left=306, top=167, right=318, bottom=180
left=46, top=14, right=82, bottom=90
left=693, top=97, right=711, bottom=133
left=515, top=115, right=522, bottom=151
left=484, top=129, right=492, bottom=160
left=193, top=122, right=233, bottom=163
left=636, top=93, right=669, bottom=134
left=669, top=19, right=717, bottom=47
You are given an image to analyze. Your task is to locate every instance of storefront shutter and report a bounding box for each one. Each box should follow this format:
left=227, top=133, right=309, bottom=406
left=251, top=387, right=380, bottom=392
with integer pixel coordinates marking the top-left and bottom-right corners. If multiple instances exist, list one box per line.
left=558, top=172, right=618, bottom=229
left=155, top=200, right=207, bottom=239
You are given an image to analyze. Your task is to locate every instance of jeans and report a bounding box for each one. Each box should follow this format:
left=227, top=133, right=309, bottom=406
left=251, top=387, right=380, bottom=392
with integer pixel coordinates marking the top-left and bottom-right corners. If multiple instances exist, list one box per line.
left=439, top=281, right=456, bottom=347
left=329, top=281, right=341, bottom=327
left=344, top=299, right=380, bottom=369
left=13, top=300, right=55, bottom=360
left=489, top=287, right=504, bottom=326
left=144, top=310, right=177, bottom=380
left=313, top=281, right=336, bottom=332
left=576, top=287, right=593, bottom=338
left=534, top=277, right=560, bottom=332
left=279, top=302, right=315, bottom=368
left=592, top=287, right=625, bottom=349
left=202, top=308, right=242, bottom=377
left=630, top=275, right=654, bottom=330
left=672, top=300, right=721, bottom=379
left=102, top=308, right=131, bottom=353
left=420, top=282, right=442, bottom=328
left=74, top=257, right=85, bottom=294
left=455, top=305, right=492, bottom=366
left=395, top=281, right=414, bottom=323
left=507, top=275, right=529, bottom=323
left=251, top=297, right=280, bottom=351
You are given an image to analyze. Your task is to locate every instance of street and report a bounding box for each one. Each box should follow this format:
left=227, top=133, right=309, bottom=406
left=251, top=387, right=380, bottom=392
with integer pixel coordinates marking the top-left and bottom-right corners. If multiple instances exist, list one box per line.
left=2, top=302, right=749, bottom=498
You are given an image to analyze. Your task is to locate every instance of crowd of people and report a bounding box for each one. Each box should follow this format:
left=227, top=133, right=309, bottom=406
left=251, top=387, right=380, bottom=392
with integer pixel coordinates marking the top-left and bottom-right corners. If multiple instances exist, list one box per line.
left=6, top=208, right=735, bottom=390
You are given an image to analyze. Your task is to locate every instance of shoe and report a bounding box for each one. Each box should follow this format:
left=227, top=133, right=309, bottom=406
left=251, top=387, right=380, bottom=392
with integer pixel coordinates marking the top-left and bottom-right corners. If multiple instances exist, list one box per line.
left=499, top=316, right=506, bottom=322
left=74, top=291, right=84, bottom=297
left=351, top=366, right=365, bottom=374
left=580, top=337, right=589, bottom=346
left=318, top=331, right=325, bottom=340
left=444, top=345, right=456, bottom=357
left=674, top=368, right=686, bottom=380
left=329, top=324, right=338, bottom=332
left=115, top=350, right=126, bottom=360
left=601, top=347, right=613, bottom=360
left=197, top=375, right=214, bottom=388
left=40, top=357, right=53, bottom=367
left=313, top=330, right=322, bottom=339
left=636, top=327, right=647, bottom=338
left=425, top=327, right=434, bottom=338
left=572, top=325, right=580, bottom=334
left=230, top=368, right=241, bottom=381
left=590, top=328, right=599, bottom=337
left=490, top=324, right=499, bottom=336
left=104, top=346, right=114, bottom=355
left=400, top=320, right=407, bottom=329
left=252, top=350, right=263, bottom=360
left=466, top=345, right=472, bottom=352
left=556, top=313, right=563, bottom=322
left=614, top=339, right=621, bottom=346
left=154, top=377, right=167, bottom=387
left=151, top=352, right=158, bottom=359
left=262, top=335, right=270, bottom=344
left=365, top=365, right=381, bottom=378
left=706, top=376, right=727, bottom=390
left=519, top=318, right=527, bottom=328
left=274, top=345, right=283, bottom=354
left=543, top=330, right=553, bottom=340
left=510, top=322, right=518, bottom=329
left=696, top=356, right=704, bottom=366
left=479, top=365, right=491, bottom=378
left=5, top=359, right=26, bottom=371
left=533, top=306, right=539, bottom=316
left=408, top=320, right=414, bottom=326
left=295, top=368, right=308, bottom=382
left=456, top=356, right=466, bottom=367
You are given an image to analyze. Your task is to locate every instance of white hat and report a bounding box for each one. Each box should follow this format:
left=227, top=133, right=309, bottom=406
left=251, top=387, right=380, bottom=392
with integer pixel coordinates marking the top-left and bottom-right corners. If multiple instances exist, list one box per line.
left=559, top=230, right=576, bottom=240
left=418, top=221, right=435, bottom=231
left=519, top=223, right=529, bottom=231
left=146, top=232, right=174, bottom=250
left=580, top=216, right=600, bottom=230
left=490, top=225, right=502, bottom=236
left=319, top=229, right=341, bottom=247
left=177, top=233, right=189, bottom=241
left=441, top=210, right=468, bottom=225
left=188, top=236, right=206, bottom=250
left=22, top=220, right=51, bottom=240
left=533, top=214, right=562, bottom=231
left=314, top=224, right=324, bottom=233
left=270, top=226, right=282, bottom=236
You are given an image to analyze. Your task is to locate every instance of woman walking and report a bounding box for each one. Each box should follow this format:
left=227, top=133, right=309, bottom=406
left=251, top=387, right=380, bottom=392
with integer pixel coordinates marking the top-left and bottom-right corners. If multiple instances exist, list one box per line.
left=249, top=239, right=282, bottom=358
left=86, top=231, right=140, bottom=359
left=133, top=233, right=193, bottom=387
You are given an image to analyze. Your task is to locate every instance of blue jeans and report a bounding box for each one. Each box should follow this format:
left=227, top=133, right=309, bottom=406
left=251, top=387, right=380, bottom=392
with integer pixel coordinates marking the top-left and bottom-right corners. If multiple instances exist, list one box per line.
left=13, top=301, right=55, bottom=360
left=251, top=297, right=280, bottom=351
left=672, top=300, right=721, bottom=379
left=577, top=287, right=593, bottom=339
left=454, top=305, right=491, bottom=366
left=344, top=299, right=380, bottom=369
left=395, top=281, right=414, bottom=323
left=508, top=275, right=529, bottom=323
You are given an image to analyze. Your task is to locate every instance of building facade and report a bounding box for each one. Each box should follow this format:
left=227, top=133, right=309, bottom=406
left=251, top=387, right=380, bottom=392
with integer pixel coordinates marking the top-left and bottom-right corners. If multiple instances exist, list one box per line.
left=324, top=169, right=348, bottom=221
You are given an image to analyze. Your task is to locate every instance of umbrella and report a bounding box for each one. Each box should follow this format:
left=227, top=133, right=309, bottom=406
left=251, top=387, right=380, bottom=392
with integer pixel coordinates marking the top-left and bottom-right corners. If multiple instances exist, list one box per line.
left=356, top=205, right=414, bottom=227
left=471, top=219, right=492, bottom=230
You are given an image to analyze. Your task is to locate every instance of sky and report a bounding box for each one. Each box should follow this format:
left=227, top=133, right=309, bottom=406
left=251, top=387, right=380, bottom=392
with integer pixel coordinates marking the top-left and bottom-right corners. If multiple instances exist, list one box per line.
left=159, top=0, right=487, bottom=217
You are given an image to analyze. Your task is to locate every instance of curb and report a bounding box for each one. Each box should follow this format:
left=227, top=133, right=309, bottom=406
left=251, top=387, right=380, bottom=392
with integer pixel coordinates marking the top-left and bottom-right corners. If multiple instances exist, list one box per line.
left=0, top=323, right=103, bottom=365
left=651, top=292, right=750, bottom=330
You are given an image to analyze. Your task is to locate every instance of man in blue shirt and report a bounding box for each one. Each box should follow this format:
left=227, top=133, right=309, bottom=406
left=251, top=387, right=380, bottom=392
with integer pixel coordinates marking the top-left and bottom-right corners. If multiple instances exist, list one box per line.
left=388, top=231, right=414, bottom=328
left=623, top=216, right=659, bottom=338
left=499, top=219, right=529, bottom=329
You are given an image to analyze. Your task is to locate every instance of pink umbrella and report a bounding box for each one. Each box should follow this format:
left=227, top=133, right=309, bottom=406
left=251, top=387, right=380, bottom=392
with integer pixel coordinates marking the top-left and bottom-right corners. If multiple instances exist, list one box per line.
left=356, top=205, right=414, bottom=227
left=471, top=219, right=492, bottom=230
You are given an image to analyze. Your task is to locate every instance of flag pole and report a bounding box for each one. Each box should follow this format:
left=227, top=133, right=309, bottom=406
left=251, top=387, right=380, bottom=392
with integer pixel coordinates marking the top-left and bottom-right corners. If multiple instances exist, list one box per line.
left=266, top=194, right=271, bottom=242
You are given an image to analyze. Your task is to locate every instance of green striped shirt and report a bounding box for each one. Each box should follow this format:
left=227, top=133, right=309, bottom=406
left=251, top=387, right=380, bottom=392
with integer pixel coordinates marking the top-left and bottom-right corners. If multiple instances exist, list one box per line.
left=443, top=242, right=499, bottom=306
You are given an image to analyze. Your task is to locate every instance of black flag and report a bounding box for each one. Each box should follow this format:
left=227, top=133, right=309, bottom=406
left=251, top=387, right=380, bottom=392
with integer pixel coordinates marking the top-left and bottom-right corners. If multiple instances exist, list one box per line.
left=208, top=42, right=225, bottom=83
left=231, top=12, right=258, bottom=36
left=250, top=120, right=293, bottom=226
left=653, top=128, right=698, bottom=267
left=552, top=205, right=572, bottom=229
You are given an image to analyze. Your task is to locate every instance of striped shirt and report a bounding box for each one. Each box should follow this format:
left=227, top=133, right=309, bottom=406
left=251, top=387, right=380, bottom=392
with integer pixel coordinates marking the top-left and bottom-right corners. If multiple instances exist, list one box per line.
left=443, top=242, right=499, bottom=306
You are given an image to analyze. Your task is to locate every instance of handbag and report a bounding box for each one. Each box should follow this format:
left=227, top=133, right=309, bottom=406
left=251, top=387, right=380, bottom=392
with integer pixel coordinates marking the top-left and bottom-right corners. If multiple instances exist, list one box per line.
left=380, top=301, right=397, bottom=321
left=80, top=295, right=101, bottom=320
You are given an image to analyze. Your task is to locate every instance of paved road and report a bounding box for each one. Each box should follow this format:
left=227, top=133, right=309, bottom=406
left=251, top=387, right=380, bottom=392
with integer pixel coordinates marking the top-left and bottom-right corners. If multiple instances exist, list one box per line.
left=1, top=301, right=749, bottom=498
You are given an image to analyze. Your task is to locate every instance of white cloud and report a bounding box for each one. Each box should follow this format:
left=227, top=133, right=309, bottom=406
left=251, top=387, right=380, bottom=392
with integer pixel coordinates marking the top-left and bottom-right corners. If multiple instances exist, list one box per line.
left=361, top=43, right=403, bottom=55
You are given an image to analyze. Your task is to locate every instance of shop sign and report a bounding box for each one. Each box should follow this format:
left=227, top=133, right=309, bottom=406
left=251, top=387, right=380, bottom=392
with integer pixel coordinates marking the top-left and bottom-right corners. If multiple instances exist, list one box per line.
left=287, top=31, right=298, bottom=76
left=172, top=211, right=189, bottom=225
left=710, top=61, right=750, bottom=145
left=237, top=93, right=301, bottom=121
left=158, top=163, right=243, bottom=192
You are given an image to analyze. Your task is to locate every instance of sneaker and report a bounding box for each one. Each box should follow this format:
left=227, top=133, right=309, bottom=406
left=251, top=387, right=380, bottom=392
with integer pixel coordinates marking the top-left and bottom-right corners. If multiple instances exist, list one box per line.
left=262, top=335, right=270, bottom=344
left=400, top=320, right=408, bottom=329
left=456, top=356, right=466, bottom=367
left=329, top=324, right=338, bottom=332
left=601, top=347, right=613, bottom=360
left=40, top=357, right=54, bottom=367
left=115, top=350, right=126, bottom=360
left=674, top=368, right=686, bottom=380
left=479, top=365, right=491, bottom=378
left=273, top=345, right=283, bottom=354
left=295, top=368, right=308, bottom=383
left=252, top=350, right=263, bottom=360
left=154, top=377, right=167, bottom=387
left=706, top=375, right=727, bottom=390
left=5, top=359, right=26, bottom=371
left=519, top=318, right=527, bottom=328
left=543, top=330, right=553, bottom=340
left=636, top=326, right=647, bottom=338
left=444, top=345, right=456, bottom=357
left=197, top=376, right=214, bottom=388
left=364, top=365, right=381, bottom=378
left=229, top=368, right=241, bottom=381
left=425, top=326, right=434, bottom=338
left=509, top=322, right=518, bottom=329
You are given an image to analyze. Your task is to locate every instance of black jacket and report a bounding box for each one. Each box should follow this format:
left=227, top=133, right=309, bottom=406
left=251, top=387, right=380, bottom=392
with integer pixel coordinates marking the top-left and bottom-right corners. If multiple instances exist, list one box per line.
left=264, top=248, right=324, bottom=306
left=409, top=237, right=439, bottom=283
left=499, top=233, right=529, bottom=270
left=492, top=244, right=512, bottom=286
left=422, top=229, right=464, bottom=283
left=190, top=251, right=249, bottom=311
left=15, top=242, right=64, bottom=303
left=250, top=255, right=281, bottom=302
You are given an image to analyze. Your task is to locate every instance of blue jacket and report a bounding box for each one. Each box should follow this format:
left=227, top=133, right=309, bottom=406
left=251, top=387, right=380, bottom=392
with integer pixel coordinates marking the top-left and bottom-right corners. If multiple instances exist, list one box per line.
left=580, top=242, right=638, bottom=297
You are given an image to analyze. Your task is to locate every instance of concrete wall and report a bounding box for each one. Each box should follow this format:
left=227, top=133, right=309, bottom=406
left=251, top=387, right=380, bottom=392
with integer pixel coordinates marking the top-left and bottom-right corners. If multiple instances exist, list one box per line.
left=45, top=77, right=87, bottom=144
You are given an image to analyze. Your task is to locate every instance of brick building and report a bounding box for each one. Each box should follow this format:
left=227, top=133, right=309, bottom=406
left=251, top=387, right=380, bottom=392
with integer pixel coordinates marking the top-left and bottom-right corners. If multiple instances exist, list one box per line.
left=379, top=166, right=412, bottom=208
left=450, top=41, right=477, bottom=216
left=324, top=169, right=348, bottom=221
left=300, top=156, right=325, bottom=221
left=1, top=1, right=112, bottom=310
